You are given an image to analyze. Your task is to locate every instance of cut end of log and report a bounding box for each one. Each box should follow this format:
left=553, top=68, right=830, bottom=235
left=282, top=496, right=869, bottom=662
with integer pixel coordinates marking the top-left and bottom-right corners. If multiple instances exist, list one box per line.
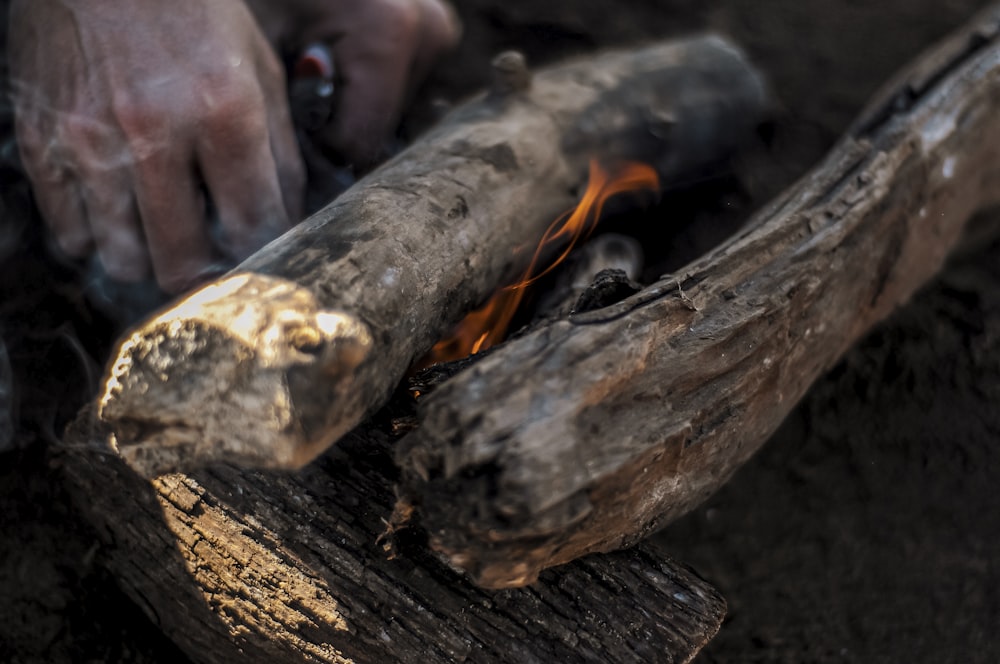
left=98, top=273, right=373, bottom=477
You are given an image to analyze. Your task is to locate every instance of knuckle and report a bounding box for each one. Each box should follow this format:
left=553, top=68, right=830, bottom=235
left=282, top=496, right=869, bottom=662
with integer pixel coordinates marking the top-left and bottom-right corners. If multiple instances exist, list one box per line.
left=14, top=124, right=49, bottom=172
left=60, top=112, right=102, bottom=145
left=110, top=93, right=154, bottom=130
left=258, top=46, right=287, bottom=84
left=205, top=104, right=269, bottom=143
left=53, top=228, right=92, bottom=258
left=110, top=93, right=171, bottom=152
left=421, top=0, right=462, bottom=50
left=371, top=0, right=423, bottom=41
left=197, top=75, right=266, bottom=131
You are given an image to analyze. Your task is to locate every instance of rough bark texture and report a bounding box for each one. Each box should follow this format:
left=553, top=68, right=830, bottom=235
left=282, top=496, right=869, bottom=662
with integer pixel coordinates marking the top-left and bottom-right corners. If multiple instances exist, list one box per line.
left=396, top=6, right=1000, bottom=588
left=58, top=411, right=725, bottom=664
left=95, top=36, right=768, bottom=476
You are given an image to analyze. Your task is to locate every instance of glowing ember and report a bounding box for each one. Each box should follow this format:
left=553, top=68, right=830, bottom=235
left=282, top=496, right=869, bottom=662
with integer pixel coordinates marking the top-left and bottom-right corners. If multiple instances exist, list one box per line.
left=422, top=159, right=659, bottom=367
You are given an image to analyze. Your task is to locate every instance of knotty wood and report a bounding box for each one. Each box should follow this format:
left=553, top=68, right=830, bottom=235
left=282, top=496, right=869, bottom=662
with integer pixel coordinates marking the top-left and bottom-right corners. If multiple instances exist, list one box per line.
left=58, top=411, right=726, bottom=664
left=96, top=36, right=768, bottom=476
left=396, top=5, right=1000, bottom=588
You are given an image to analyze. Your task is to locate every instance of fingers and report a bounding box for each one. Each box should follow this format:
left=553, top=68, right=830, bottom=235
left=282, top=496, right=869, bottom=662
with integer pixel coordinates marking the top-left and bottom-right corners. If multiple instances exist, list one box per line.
left=260, top=50, right=307, bottom=224
left=320, top=1, right=423, bottom=167
left=270, top=109, right=307, bottom=225
left=13, top=116, right=92, bottom=258
left=314, top=0, right=460, bottom=168
left=131, top=145, right=215, bottom=294
left=24, top=170, right=92, bottom=259
left=16, top=112, right=151, bottom=282
left=9, top=0, right=307, bottom=297
left=409, top=0, right=462, bottom=87
left=79, top=169, right=149, bottom=282
left=196, top=85, right=296, bottom=264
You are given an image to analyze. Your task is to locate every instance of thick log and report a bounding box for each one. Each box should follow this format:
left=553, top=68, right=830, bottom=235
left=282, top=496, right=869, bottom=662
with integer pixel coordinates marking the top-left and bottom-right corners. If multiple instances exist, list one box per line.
left=396, top=5, right=1000, bottom=588
left=96, top=36, right=768, bottom=476
left=57, top=411, right=726, bottom=664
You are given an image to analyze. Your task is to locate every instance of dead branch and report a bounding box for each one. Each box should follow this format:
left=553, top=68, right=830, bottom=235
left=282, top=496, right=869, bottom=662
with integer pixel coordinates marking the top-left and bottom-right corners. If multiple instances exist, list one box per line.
left=96, top=36, right=768, bottom=476
left=396, top=5, right=1000, bottom=588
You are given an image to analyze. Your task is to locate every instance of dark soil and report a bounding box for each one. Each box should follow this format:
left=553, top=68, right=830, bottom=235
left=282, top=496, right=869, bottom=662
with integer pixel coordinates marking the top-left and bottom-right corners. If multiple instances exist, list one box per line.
left=2, top=1, right=998, bottom=662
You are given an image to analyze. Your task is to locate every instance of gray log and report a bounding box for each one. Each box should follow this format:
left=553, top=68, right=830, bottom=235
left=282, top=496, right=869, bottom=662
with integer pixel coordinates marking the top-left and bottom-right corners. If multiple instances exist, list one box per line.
left=96, top=36, right=768, bottom=476
left=396, top=5, right=1000, bottom=588
left=58, top=412, right=726, bottom=664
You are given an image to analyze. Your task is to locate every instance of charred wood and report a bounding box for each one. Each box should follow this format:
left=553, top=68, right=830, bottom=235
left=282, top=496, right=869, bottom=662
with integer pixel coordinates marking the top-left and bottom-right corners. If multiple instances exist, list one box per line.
left=396, top=5, right=1000, bottom=588
left=57, top=411, right=725, bottom=664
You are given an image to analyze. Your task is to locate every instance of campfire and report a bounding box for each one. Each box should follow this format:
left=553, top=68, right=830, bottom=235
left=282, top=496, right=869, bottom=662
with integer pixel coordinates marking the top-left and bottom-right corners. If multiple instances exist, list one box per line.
left=96, top=35, right=767, bottom=478
left=421, top=158, right=659, bottom=366
left=44, top=4, right=1000, bottom=662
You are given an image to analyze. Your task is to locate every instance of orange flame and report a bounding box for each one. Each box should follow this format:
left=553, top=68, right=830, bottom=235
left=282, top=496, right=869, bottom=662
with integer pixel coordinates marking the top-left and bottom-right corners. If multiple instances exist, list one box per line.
left=421, top=159, right=659, bottom=367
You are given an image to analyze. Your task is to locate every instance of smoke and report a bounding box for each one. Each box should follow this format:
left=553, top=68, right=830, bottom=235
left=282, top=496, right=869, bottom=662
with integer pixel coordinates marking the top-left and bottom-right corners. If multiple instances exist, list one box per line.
left=8, top=76, right=178, bottom=177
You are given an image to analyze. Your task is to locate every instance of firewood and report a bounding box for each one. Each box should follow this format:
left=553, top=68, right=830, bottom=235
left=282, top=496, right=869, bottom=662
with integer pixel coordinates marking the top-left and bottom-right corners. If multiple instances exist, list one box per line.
left=96, top=36, right=769, bottom=476
left=396, top=5, right=1000, bottom=588
left=58, top=412, right=726, bottom=664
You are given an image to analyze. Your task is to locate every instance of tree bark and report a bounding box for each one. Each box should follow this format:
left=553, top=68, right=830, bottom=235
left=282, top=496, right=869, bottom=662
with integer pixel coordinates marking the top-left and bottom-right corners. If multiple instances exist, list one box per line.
left=95, top=36, right=768, bottom=476
left=58, top=411, right=725, bottom=664
left=396, top=5, right=1000, bottom=588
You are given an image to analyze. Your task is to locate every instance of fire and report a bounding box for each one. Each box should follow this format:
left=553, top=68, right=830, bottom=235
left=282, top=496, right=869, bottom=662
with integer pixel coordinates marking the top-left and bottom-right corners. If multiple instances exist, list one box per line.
left=421, top=159, right=659, bottom=367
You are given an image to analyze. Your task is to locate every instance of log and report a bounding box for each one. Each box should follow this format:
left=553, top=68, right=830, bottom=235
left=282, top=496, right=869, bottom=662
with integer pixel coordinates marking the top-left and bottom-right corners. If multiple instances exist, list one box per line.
left=95, top=36, right=768, bottom=476
left=57, top=411, right=726, bottom=664
left=395, top=5, right=1000, bottom=588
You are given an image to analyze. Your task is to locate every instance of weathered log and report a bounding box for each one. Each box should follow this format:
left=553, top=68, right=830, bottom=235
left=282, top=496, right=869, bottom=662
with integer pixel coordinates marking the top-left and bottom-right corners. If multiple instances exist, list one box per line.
left=96, top=36, right=768, bottom=476
left=57, top=411, right=726, bottom=664
left=396, top=5, right=1000, bottom=588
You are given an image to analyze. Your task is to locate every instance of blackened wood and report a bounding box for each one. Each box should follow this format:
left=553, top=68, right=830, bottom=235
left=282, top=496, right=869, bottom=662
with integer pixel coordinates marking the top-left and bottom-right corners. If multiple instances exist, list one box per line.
left=58, top=412, right=725, bottom=664
left=396, top=5, right=1000, bottom=588
left=96, top=36, right=768, bottom=476
left=530, top=233, right=645, bottom=322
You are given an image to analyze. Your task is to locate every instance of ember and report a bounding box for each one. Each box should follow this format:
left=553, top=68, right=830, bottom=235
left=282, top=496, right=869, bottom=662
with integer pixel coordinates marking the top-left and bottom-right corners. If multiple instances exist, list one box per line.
left=421, top=159, right=659, bottom=366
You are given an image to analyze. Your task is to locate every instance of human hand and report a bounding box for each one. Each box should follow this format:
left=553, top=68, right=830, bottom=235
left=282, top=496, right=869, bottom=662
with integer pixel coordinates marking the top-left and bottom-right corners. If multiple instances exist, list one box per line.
left=8, top=0, right=305, bottom=293
left=245, top=0, right=460, bottom=169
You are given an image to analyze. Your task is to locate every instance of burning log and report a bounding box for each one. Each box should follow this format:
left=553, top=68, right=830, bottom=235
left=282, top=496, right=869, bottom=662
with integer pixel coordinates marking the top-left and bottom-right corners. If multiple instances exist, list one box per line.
left=96, top=36, right=769, bottom=476
left=396, top=6, right=1000, bottom=588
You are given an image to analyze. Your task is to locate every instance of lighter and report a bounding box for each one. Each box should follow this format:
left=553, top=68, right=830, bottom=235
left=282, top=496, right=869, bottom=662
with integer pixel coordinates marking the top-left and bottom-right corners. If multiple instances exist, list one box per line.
left=290, top=43, right=336, bottom=133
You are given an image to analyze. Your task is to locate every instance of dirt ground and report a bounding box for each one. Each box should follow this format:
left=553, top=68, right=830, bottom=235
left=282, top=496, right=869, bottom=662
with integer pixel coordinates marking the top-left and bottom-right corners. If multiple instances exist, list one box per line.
left=2, top=1, right=998, bottom=662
